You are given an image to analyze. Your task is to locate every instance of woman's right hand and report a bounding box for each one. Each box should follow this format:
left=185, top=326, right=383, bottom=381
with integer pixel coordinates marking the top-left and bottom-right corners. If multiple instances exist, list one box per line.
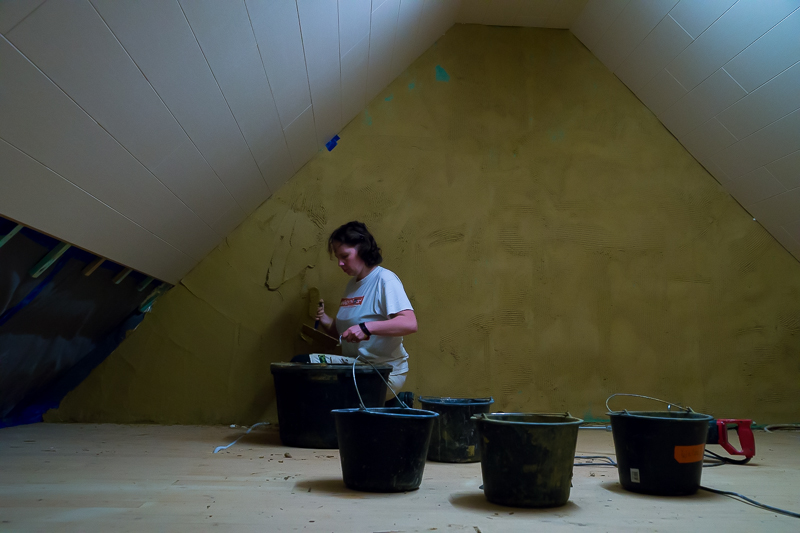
left=316, top=299, right=334, bottom=331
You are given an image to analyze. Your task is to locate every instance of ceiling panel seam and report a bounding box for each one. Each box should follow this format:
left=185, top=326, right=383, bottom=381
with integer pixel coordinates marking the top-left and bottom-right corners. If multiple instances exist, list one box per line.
left=294, top=0, right=321, bottom=150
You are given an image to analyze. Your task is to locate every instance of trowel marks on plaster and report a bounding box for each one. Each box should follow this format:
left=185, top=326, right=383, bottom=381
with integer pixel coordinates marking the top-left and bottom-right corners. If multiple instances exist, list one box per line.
left=435, top=65, right=450, bottom=82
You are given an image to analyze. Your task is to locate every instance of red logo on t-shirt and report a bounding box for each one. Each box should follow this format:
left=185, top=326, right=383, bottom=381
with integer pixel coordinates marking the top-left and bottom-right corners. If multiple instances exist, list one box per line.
left=340, top=296, right=364, bottom=307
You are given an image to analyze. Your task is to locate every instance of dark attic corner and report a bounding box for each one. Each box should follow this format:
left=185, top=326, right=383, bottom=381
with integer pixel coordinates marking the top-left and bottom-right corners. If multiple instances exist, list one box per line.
left=0, top=215, right=169, bottom=428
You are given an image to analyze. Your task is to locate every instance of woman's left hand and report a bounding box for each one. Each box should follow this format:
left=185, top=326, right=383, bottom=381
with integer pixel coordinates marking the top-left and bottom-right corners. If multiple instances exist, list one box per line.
left=341, top=325, right=370, bottom=343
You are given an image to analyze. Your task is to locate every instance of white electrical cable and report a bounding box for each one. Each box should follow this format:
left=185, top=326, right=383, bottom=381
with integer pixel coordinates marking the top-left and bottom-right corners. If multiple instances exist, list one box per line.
left=213, top=422, right=270, bottom=454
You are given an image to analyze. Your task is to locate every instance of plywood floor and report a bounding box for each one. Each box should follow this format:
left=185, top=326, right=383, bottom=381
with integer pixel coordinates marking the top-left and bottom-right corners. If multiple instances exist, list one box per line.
left=0, top=423, right=798, bottom=532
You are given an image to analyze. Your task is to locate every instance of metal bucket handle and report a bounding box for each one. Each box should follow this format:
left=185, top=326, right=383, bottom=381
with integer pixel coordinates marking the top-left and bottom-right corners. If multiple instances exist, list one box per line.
left=351, top=353, right=409, bottom=411
left=606, top=393, right=693, bottom=414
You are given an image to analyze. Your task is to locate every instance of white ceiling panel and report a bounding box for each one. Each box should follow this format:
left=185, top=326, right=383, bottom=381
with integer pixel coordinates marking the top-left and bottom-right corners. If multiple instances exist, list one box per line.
left=179, top=0, right=289, bottom=193
left=366, top=0, right=401, bottom=103
left=666, top=0, right=800, bottom=91
left=636, top=68, right=687, bottom=115
left=615, top=15, right=693, bottom=92
left=571, top=0, right=631, bottom=50
left=8, top=0, right=176, bottom=170
left=245, top=0, right=311, bottom=128
left=717, top=62, right=800, bottom=140
left=715, top=109, right=800, bottom=180
left=0, top=37, right=217, bottom=261
left=6, top=0, right=242, bottom=235
left=667, top=0, right=737, bottom=40
left=0, top=139, right=194, bottom=283
left=680, top=117, right=738, bottom=162
left=150, top=136, right=245, bottom=235
left=390, top=0, right=425, bottom=80
left=767, top=150, right=800, bottom=191
left=457, top=0, right=520, bottom=26
left=298, top=0, right=343, bottom=148
left=724, top=8, right=800, bottom=93
left=659, top=68, right=746, bottom=137
left=339, top=0, right=371, bottom=56
left=91, top=0, right=269, bottom=215
left=591, top=0, right=678, bottom=72
left=283, top=105, right=318, bottom=171
left=341, top=33, right=371, bottom=125
left=726, top=167, right=786, bottom=206
left=0, top=0, right=45, bottom=33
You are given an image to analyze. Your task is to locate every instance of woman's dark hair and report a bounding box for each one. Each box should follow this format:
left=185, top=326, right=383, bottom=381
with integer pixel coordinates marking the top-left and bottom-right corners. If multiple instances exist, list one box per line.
left=328, top=221, right=383, bottom=267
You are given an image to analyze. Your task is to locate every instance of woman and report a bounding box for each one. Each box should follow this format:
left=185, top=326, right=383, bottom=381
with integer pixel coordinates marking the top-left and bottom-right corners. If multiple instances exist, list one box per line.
left=315, top=221, right=417, bottom=400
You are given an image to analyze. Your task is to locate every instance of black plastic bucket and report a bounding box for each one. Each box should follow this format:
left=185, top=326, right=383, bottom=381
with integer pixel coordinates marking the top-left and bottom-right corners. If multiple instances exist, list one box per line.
left=270, top=363, right=391, bottom=448
left=473, top=413, right=583, bottom=508
left=609, top=410, right=714, bottom=495
left=418, top=396, right=494, bottom=462
left=332, top=407, right=438, bottom=492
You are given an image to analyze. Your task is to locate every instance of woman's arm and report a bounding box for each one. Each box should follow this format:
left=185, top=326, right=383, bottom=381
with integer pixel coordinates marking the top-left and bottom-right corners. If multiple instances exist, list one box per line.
left=316, top=300, right=338, bottom=337
left=340, top=310, right=417, bottom=342
left=366, top=310, right=417, bottom=336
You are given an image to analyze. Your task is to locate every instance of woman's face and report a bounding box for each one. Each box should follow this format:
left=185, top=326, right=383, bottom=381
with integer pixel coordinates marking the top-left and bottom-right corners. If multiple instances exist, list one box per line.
left=332, top=242, right=366, bottom=277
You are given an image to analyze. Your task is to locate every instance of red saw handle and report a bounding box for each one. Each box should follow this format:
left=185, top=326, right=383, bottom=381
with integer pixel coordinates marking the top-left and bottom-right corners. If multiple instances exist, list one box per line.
left=715, top=419, right=755, bottom=459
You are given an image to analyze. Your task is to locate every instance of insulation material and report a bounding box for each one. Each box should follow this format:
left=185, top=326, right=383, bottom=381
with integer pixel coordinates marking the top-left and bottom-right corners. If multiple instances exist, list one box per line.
left=49, top=25, right=800, bottom=425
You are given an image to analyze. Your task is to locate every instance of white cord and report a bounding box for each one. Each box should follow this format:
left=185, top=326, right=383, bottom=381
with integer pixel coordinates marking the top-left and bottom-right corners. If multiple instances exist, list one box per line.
left=213, top=422, right=270, bottom=454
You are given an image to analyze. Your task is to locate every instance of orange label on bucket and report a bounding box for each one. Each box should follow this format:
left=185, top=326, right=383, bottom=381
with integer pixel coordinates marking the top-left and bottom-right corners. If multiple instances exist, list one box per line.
left=674, top=444, right=705, bottom=463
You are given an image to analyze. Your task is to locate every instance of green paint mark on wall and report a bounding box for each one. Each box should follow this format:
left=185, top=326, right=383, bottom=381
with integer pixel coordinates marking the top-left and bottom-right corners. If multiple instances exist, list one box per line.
left=363, top=109, right=373, bottom=126
left=435, top=65, right=450, bottom=82
left=408, top=82, right=415, bottom=89
left=385, top=94, right=394, bottom=101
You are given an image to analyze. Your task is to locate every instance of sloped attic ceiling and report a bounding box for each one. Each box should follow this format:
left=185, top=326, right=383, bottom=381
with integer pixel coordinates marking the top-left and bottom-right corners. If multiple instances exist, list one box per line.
left=2, top=0, right=799, bottom=284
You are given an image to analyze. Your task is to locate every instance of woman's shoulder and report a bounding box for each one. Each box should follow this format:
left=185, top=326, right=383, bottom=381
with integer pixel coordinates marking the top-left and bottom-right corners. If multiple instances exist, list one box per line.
left=375, top=266, right=404, bottom=285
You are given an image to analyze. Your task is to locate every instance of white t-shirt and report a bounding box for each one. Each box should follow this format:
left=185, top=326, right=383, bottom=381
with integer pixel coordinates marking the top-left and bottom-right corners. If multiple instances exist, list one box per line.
left=335, top=266, right=413, bottom=374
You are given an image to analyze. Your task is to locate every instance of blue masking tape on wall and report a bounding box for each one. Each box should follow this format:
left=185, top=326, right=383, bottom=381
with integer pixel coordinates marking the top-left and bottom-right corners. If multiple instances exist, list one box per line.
left=326, top=135, right=340, bottom=151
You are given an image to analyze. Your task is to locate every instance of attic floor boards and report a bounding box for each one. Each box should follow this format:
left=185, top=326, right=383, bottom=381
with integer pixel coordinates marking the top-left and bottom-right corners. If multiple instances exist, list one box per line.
left=0, top=423, right=798, bottom=532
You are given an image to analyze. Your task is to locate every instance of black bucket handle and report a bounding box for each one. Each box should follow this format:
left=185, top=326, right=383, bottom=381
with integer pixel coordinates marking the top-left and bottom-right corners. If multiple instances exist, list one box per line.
left=606, top=393, right=693, bottom=414
left=351, top=352, right=409, bottom=410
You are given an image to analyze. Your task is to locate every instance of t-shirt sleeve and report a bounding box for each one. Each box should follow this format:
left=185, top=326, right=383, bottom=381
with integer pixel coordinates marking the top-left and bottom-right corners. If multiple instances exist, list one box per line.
left=380, top=272, right=413, bottom=317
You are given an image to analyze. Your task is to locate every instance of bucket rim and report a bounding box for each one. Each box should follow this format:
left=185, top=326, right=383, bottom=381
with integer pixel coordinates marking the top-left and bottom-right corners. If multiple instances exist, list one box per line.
left=607, top=410, right=714, bottom=421
left=331, top=407, right=439, bottom=419
left=472, top=412, right=584, bottom=426
left=270, top=362, right=392, bottom=374
left=418, top=396, right=494, bottom=405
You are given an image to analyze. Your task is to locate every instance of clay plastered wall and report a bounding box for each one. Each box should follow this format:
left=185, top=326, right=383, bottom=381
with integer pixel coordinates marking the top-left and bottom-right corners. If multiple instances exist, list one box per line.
left=49, top=25, right=800, bottom=425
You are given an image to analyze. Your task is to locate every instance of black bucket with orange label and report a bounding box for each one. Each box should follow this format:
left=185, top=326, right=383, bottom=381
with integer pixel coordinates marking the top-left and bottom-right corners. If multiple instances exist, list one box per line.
left=609, top=410, right=714, bottom=495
